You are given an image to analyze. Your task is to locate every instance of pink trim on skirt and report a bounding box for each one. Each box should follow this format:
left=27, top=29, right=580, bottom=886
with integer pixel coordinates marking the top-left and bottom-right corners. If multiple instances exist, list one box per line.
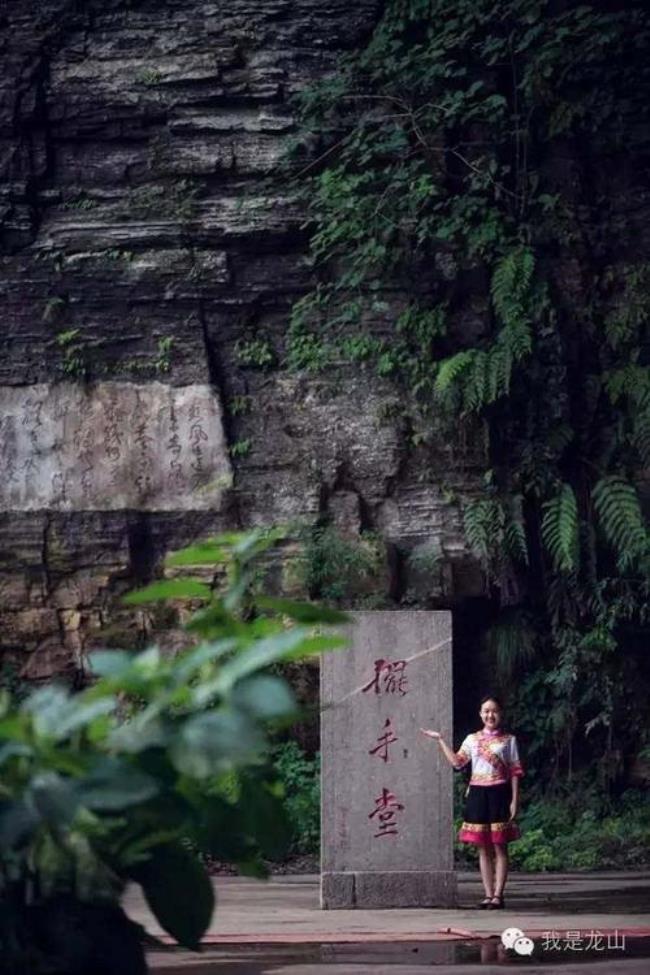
left=458, top=822, right=521, bottom=846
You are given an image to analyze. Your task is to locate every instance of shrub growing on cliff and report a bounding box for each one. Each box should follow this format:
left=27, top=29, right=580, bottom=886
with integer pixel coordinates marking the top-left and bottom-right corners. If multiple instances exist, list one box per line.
left=302, top=525, right=385, bottom=604
left=0, top=530, right=347, bottom=975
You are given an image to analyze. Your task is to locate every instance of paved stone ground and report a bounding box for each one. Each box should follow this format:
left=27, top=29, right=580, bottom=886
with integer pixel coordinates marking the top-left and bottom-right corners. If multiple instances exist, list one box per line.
left=124, top=870, right=650, bottom=973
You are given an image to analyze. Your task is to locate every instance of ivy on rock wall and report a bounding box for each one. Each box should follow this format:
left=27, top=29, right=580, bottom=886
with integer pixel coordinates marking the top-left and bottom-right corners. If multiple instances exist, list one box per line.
left=284, top=0, right=650, bottom=790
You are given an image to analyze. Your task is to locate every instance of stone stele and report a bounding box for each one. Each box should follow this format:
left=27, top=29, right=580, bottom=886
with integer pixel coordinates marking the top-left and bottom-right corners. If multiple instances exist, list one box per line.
left=321, top=611, right=456, bottom=908
left=0, top=382, right=231, bottom=511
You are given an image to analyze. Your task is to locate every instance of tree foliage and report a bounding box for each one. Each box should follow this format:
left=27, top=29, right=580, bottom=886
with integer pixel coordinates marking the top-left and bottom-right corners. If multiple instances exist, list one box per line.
left=285, top=0, right=650, bottom=787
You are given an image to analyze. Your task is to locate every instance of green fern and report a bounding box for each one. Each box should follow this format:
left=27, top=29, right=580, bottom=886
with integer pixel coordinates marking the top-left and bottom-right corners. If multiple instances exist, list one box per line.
left=546, top=574, right=579, bottom=628
left=604, top=309, right=637, bottom=350
left=604, top=366, right=650, bottom=467
left=437, top=249, right=536, bottom=414
left=492, top=346, right=513, bottom=400
left=547, top=423, right=575, bottom=456
left=490, top=248, right=535, bottom=373
left=435, top=349, right=475, bottom=394
left=592, top=476, right=647, bottom=563
left=633, top=409, right=650, bottom=466
left=504, top=518, right=529, bottom=566
left=604, top=365, right=650, bottom=409
left=498, top=318, right=532, bottom=361
left=490, top=247, right=535, bottom=324
left=485, top=611, right=537, bottom=680
left=465, top=351, right=489, bottom=411
left=443, top=345, right=516, bottom=413
left=603, top=263, right=650, bottom=350
left=541, top=483, right=579, bottom=572
left=463, top=498, right=504, bottom=563
left=469, top=347, right=513, bottom=409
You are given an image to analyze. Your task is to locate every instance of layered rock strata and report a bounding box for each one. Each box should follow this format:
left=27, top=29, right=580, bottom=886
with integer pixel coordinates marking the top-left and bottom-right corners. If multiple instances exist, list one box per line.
left=1, top=0, right=481, bottom=679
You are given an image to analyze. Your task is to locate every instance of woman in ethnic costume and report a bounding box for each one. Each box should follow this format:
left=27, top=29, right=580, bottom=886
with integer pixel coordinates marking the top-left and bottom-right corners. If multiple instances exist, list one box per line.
left=420, top=695, right=523, bottom=909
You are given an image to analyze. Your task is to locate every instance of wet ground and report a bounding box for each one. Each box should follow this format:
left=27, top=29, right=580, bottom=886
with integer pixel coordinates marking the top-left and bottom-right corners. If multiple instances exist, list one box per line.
left=148, top=937, right=650, bottom=974
left=127, top=870, right=650, bottom=974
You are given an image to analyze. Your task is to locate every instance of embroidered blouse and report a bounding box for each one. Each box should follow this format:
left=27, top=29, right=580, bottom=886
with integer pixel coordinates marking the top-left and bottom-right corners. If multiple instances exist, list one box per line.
left=453, top=729, right=524, bottom=786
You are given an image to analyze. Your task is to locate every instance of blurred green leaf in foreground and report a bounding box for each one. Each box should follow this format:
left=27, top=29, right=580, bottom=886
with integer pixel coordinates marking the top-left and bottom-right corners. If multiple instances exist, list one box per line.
left=0, top=528, right=348, bottom=974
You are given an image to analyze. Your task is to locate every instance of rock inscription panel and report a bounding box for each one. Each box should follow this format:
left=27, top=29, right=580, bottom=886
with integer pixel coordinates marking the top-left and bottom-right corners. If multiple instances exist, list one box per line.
left=0, top=382, right=231, bottom=511
left=321, top=611, right=456, bottom=908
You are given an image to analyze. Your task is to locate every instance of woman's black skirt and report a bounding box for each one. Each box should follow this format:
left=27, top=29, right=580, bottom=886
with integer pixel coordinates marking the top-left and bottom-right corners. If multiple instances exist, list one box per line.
left=459, top=782, right=521, bottom=846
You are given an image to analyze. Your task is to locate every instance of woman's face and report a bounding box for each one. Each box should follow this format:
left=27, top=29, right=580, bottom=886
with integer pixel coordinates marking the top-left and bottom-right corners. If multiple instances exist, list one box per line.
left=480, top=699, right=502, bottom=730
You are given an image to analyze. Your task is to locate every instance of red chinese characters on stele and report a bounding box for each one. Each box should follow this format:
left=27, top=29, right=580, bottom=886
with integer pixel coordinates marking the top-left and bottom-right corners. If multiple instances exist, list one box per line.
left=361, top=658, right=409, bottom=696
left=368, top=787, right=405, bottom=838
left=363, top=658, right=409, bottom=838
left=368, top=716, right=398, bottom=763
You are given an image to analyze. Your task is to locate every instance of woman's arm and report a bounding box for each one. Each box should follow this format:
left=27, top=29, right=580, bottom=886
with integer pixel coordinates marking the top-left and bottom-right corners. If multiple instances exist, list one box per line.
left=510, top=775, right=520, bottom=820
left=508, top=735, right=523, bottom=819
left=419, top=729, right=467, bottom=769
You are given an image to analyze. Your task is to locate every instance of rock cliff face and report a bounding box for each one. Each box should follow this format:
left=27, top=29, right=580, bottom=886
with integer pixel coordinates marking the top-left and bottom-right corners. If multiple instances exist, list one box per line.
left=1, top=0, right=482, bottom=680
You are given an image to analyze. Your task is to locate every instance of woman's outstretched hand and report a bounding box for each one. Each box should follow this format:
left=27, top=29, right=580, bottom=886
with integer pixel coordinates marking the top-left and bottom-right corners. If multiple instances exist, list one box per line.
left=421, top=729, right=459, bottom=769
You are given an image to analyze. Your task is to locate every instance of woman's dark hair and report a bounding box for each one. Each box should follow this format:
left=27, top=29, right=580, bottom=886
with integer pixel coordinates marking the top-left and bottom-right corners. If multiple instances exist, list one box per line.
left=480, top=694, right=503, bottom=710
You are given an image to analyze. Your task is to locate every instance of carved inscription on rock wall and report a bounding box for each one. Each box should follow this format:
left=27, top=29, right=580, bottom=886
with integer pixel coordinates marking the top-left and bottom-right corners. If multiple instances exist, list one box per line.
left=0, top=382, right=231, bottom=511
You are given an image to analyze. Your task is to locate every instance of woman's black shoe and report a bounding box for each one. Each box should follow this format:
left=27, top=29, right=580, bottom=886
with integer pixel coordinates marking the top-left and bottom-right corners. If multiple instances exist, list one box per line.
left=487, top=894, right=505, bottom=909
left=478, top=897, right=493, bottom=909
